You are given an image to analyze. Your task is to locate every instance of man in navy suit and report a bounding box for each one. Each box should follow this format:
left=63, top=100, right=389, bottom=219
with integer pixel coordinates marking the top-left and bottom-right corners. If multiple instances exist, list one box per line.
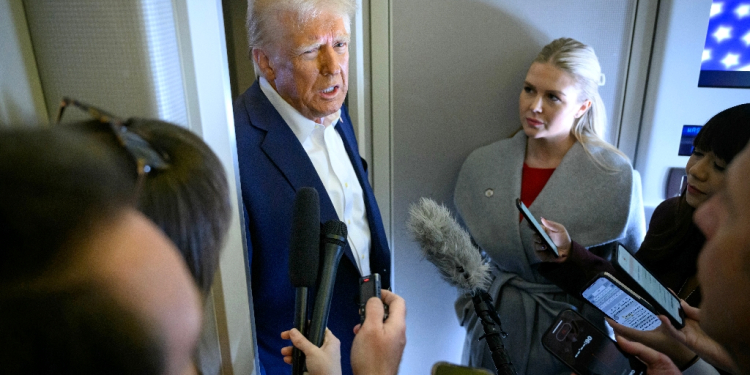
left=234, top=1, right=391, bottom=374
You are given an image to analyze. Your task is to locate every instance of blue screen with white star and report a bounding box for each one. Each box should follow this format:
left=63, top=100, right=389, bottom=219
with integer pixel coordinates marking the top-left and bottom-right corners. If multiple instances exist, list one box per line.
left=702, top=1, right=750, bottom=71
left=700, top=1, right=750, bottom=87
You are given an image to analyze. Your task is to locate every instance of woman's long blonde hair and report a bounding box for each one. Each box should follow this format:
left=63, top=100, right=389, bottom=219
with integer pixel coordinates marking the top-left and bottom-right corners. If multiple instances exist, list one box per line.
left=534, top=37, right=628, bottom=170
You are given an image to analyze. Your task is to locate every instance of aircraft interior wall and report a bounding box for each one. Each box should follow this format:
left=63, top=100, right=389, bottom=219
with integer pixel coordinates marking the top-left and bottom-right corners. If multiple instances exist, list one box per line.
left=3, top=1, right=750, bottom=374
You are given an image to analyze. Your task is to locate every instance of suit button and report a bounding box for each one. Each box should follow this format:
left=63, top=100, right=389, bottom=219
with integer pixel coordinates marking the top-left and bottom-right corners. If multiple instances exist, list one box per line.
left=485, top=189, right=494, bottom=197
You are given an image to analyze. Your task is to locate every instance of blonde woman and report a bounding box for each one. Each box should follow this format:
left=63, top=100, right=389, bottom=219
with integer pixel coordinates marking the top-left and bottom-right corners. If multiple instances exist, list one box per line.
left=454, top=37, right=646, bottom=374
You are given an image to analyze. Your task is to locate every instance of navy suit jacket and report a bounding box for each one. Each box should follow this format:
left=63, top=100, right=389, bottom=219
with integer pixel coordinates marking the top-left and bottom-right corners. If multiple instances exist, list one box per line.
left=233, top=81, right=391, bottom=375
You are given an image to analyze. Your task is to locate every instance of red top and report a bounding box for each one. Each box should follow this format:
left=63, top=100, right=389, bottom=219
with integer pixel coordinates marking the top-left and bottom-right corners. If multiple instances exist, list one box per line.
left=520, top=163, right=556, bottom=221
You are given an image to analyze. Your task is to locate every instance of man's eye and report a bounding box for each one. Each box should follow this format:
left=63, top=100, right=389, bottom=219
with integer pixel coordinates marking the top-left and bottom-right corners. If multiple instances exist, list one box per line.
left=523, top=86, right=533, bottom=93
left=548, top=94, right=560, bottom=102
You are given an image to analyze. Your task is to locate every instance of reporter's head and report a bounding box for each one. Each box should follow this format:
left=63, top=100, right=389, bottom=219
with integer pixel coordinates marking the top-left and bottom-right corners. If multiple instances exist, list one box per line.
left=694, top=141, right=750, bottom=374
left=0, top=128, right=202, bottom=375
left=65, top=117, right=232, bottom=295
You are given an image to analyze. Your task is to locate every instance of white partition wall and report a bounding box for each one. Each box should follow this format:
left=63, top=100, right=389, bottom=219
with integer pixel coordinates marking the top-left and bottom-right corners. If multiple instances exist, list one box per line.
left=172, top=2, right=257, bottom=374
left=0, top=0, right=47, bottom=127
left=23, top=0, right=188, bottom=125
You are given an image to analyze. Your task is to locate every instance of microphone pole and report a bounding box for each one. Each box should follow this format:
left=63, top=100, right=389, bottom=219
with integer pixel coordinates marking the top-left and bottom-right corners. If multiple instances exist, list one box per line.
left=406, top=197, right=516, bottom=374
left=288, top=187, right=321, bottom=375
left=308, top=220, right=348, bottom=347
left=472, top=291, right=517, bottom=375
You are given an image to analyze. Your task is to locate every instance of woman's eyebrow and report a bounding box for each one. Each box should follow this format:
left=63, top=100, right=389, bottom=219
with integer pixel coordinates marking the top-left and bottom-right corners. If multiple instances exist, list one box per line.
left=524, top=81, right=566, bottom=97
left=546, top=89, right=566, bottom=97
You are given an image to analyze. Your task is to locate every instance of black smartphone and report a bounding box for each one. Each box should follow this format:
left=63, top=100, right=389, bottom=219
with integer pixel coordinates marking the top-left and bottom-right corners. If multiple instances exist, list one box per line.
left=515, top=198, right=558, bottom=257
left=581, top=272, right=662, bottom=331
left=542, top=309, right=647, bottom=375
left=359, top=274, right=387, bottom=323
left=431, top=362, right=493, bottom=375
left=612, top=244, right=685, bottom=328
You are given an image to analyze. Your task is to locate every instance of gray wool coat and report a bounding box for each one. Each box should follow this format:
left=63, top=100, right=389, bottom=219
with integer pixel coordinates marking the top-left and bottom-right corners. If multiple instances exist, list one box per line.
left=454, top=131, right=646, bottom=375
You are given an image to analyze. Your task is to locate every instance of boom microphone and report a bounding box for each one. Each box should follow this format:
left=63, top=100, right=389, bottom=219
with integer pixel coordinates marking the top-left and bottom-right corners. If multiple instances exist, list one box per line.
left=308, top=220, right=348, bottom=347
left=406, top=197, right=491, bottom=293
left=288, top=187, right=320, bottom=375
left=407, top=197, right=517, bottom=375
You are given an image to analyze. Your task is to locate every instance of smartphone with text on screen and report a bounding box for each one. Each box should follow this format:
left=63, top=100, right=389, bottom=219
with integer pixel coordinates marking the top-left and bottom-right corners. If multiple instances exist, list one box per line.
left=542, top=309, right=646, bottom=375
left=613, top=245, right=685, bottom=328
left=581, top=272, right=662, bottom=331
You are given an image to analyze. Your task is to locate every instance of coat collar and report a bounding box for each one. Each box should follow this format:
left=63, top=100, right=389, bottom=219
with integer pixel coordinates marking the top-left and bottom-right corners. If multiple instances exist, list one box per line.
left=455, top=132, right=634, bottom=277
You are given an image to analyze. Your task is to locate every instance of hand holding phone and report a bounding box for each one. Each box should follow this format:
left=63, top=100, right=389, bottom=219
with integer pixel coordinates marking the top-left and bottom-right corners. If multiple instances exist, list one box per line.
left=606, top=317, right=698, bottom=369
left=581, top=272, right=662, bottom=331
left=359, top=274, right=388, bottom=323
left=516, top=199, right=559, bottom=257
left=542, top=309, right=646, bottom=375
left=351, top=290, right=406, bottom=375
left=613, top=245, right=685, bottom=328
left=534, top=217, right=573, bottom=262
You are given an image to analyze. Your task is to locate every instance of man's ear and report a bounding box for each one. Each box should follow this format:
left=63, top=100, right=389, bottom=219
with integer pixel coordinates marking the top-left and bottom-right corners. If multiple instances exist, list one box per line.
left=575, top=99, right=592, bottom=119
left=252, top=48, right=275, bottom=82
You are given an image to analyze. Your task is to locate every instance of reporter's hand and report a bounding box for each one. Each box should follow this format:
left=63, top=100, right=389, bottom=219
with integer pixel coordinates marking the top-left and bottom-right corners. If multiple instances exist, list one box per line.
left=615, top=334, right=682, bottom=375
left=280, top=328, right=342, bottom=375
left=607, top=317, right=695, bottom=368
left=661, top=301, right=739, bottom=373
left=532, top=217, right=571, bottom=263
left=351, top=290, right=406, bottom=375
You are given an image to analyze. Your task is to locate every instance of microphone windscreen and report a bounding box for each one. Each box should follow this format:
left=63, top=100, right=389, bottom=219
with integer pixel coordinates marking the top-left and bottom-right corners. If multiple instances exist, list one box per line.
left=289, top=187, right=320, bottom=287
left=407, top=197, right=491, bottom=292
left=323, top=220, right=347, bottom=244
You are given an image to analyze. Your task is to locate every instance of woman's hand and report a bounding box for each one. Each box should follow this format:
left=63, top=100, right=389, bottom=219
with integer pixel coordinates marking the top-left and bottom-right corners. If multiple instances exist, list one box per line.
left=661, top=301, right=739, bottom=373
left=608, top=317, right=696, bottom=369
left=280, top=327, right=342, bottom=375
left=532, top=217, right=572, bottom=263
left=615, top=334, right=683, bottom=375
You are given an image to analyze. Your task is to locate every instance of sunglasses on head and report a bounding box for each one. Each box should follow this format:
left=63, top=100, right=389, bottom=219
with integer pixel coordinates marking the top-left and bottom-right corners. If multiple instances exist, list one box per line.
left=55, top=97, right=170, bottom=178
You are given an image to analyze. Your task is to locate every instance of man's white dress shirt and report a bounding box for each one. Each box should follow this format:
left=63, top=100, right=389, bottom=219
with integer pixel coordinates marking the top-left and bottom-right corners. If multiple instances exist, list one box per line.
left=260, top=77, right=371, bottom=276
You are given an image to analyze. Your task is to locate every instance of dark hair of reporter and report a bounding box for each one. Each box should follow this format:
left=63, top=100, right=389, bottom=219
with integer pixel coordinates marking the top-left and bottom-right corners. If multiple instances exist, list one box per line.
left=0, top=128, right=164, bottom=374
left=639, top=103, right=750, bottom=300
left=0, top=129, right=133, bottom=282
left=0, top=286, right=164, bottom=374
left=68, top=118, right=232, bottom=295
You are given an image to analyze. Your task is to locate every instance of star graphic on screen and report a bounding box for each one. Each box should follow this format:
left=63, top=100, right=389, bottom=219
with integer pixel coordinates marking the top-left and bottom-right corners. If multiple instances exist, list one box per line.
left=711, top=2, right=724, bottom=17
left=743, top=31, right=750, bottom=46
left=703, top=49, right=712, bottom=62
left=714, top=26, right=732, bottom=42
left=737, top=4, right=750, bottom=18
left=721, top=52, right=740, bottom=68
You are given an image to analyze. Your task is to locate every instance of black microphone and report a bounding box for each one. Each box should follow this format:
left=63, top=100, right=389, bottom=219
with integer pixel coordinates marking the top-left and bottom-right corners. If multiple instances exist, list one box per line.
left=307, top=220, right=347, bottom=347
left=288, top=187, right=320, bottom=375
left=407, top=198, right=517, bottom=375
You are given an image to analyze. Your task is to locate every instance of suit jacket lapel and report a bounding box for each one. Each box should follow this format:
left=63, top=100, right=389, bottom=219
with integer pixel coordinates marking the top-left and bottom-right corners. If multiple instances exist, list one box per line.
left=245, top=82, right=339, bottom=232
left=334, top=108, right=390, bottom=272
left=245, top=83, right=368, bottom=269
